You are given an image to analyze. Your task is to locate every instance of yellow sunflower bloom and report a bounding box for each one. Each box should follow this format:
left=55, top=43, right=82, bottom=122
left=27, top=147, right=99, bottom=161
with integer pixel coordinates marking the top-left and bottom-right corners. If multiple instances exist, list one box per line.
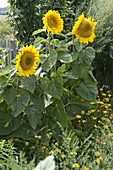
left=42, top=10, right=64, bottom=34
left=16, top=45, right=40, bottom=77
left=72, top=14, right=97, bottom=44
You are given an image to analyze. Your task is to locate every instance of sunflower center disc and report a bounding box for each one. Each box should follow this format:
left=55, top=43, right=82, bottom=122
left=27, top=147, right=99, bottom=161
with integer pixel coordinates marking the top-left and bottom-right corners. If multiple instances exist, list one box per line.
left=50, top=18, right=56, bottom=26
left=20, top=52, right=34, bottom=70
left=77, top=18, right=92, bottom=38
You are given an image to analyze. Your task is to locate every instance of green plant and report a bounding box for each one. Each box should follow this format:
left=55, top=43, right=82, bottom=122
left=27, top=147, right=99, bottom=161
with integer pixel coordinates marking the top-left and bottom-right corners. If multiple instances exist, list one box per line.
left=0, top=10, right=98, bottom=144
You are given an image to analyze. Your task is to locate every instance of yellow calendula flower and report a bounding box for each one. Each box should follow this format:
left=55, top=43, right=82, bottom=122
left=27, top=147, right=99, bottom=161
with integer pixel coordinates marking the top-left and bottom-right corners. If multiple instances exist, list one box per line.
left=70, top=151, right=77, bottom=155
left=103, top=110, right=108, bottom=114
left=72, top=13, right=97, bottom=44
left=82, top=166, right=90, bottom=170
left=67, top=137, right=72, bottom=141
left=103, top=125, right=108, bottom=129
left=72, top=163, right=79, bottom=168
left=99, top=156, right=103, bottom=161
left=16, top=45, right=40, bottom=77
left=49, top=150, right=54, bottom=155
left=35, top=135, right=41, bottom=139
left=42, top=10, right=63, bottom=34
left=95, top=158, right=100, bottom=164
left=90, top=102, right=95, bottom=105
left=95, top=151, right=101, bottom=157
left=76, top=115, right=81, bottom=119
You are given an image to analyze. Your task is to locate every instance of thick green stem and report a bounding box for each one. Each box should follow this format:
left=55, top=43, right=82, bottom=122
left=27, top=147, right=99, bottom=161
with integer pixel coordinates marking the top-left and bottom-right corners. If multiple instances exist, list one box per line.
left=72, top=35, right=75, bottom=52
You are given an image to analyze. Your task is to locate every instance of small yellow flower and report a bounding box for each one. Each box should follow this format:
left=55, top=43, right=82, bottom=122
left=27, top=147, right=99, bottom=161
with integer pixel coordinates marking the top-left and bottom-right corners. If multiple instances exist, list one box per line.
left=90, top=102, right=95, bottom=105
left=108, top=94, right=112, bottom=97
left=99, top=88, right=103, bottom=91
left=48, top=132, right=53, bottom=135
left=108, top=133, right=113, bottom=137
left=49, top=150, right=54, bottom=154
left=35, top=135, right=41, bottom=139
left=90, top=109, right=95, bottom=113
left=72, top=163, right=79, bottom=168
left=82, top=120, right=86, bottom=123
left=99, top=156, right=103, bottom=161
left=104, top=105, right=109, bottom=109
left=67, top=137, right=72, bottom=141
left=94, top=124, right=98, bottom=128
left=61, top=154, right=66, bottom=159
left=101, top=117, right=106, bottom=121
left=82, top=166, right=90, bottom=170
left=103, top=125, right=108, bottom=129
left=104, top=98, right=109, bottom=102
left=95, top=158, right=100, bottom=164
left=76, top=115, right=81, bottom=119
left=103, top=110, right=108, bottom=114
left=102, top=93, right=106, bottom=96
left=70, top=151, right=77, bottom=155
left=101, top=141, right=106, bottom=145
left=108, top=104, right=111, bottom=107
left=56, top=149, right=61, bottom=153
left=81, top=111, right=85, bottom=114
left=97, top=101, right=104, bottom=105
left=93, top=117, right=97, bottom=120
left=81, top=99, right=85, bottom=102
left=41, top=146, right=46, bottom=150
left=95, top=152, right=101, bottom=157
left=55, top=142, right=59, bottom=147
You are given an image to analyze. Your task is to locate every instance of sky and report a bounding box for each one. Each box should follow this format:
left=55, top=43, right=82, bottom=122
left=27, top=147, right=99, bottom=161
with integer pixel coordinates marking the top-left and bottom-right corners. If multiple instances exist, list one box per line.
left=0, top=0, right=9, bottom=8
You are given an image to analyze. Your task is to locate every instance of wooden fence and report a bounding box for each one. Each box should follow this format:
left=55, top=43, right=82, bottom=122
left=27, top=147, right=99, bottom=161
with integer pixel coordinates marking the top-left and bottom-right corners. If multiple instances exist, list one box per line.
left=0, top=39, right=20, bottom=65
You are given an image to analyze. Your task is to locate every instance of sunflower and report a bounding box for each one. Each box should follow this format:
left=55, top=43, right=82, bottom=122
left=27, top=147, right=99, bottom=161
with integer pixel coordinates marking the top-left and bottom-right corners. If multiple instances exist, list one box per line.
left=72, top=14, right=97, bottom=44
left=42, top=10, right=64, bottom=34
left=16, top=45, right=40, bottom=77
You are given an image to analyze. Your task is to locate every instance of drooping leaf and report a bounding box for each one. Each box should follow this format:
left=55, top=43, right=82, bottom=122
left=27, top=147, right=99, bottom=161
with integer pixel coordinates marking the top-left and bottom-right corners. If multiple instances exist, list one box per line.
left=21, top=75, right=36, bottom=93
left=79, top=47, right=95, bottom=65
left=4, top=87, right=30, bottom=117
left=53, top=99, right=69, bottom=127
left=76, top=74, right=98, bottom=101
left=57, top=49, right=73, bottom=63
left=41, top=72, right=63, bottom=99
left=0, top=102, right=23, bottom=136
left=26, top=96, right=44, bottom=129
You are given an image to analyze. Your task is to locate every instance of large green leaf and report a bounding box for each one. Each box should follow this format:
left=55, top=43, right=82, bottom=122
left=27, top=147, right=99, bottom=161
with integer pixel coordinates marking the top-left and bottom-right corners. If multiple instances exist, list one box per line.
left=62, top=71, right=79, bottom=80
left=0, top=66, right=11, bottom=76
left=42, top=50, right=57, bottom=72
left=0, top=102, right=23, bottom=136
left=53, top=99, right=69, bottom=127
left=26, top=96, right=44, bottom=129
left=57, top=48, right=73, bottom=63
left=21, top=75, right=36, bottom=93
left=4, top=87, right=30, bottom=117
left=0, top=76, right=9, bottom=91
left=41, top=72, right=63, bottom=99
left=79, top=47, right=95, bottom=65
left=76, top=74, right=98, bottom=101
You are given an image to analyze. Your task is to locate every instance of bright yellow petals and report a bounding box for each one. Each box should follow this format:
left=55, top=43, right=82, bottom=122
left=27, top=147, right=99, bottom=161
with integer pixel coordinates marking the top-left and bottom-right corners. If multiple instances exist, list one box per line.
left=42, top=10, right=63, bottom=34
left=16, top=45, right=40, bottom=77
left=72, top=14, right=97, bottom=44
left=72, top=163, right=79, bottom=168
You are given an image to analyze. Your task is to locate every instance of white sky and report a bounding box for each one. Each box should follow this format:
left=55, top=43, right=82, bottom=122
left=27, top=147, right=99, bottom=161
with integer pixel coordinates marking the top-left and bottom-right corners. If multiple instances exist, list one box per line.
left=0, top=0, right=9, bottom=8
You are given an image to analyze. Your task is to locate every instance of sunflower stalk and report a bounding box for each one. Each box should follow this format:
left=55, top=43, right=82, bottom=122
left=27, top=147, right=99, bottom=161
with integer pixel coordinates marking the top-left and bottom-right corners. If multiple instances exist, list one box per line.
left=72, top=35, right=75, bottom=52
left=47, top=31, right=51, bottom=55
left=17, top=78, right=20, bottom=95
